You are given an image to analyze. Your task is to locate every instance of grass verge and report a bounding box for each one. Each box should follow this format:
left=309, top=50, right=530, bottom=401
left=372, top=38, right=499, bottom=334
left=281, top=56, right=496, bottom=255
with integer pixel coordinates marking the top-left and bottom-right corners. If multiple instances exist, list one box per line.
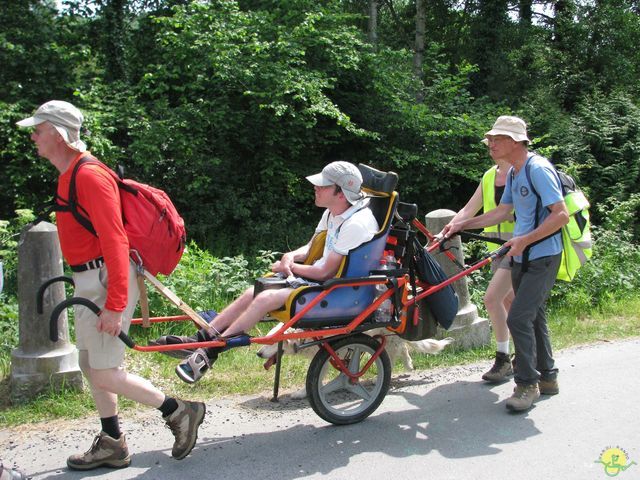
left=1, top=294, right=639, bottom=428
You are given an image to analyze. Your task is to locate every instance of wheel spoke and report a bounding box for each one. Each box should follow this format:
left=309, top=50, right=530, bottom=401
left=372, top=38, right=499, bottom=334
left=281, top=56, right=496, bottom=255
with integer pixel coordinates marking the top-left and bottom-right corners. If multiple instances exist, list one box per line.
left=345, top=381, right=373, bottom=400
left=347, top=346, right=363, bottom=373
left=320, top=374, right=348, bottom=395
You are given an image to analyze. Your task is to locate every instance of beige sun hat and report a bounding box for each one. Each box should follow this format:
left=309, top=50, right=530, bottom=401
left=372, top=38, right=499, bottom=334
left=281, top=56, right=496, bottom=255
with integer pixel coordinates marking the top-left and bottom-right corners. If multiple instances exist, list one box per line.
left=306, top=161, right=364, bottom=205
left=483, top=115, right=531, bottom=144
left=16, top=100, right=87, bottom=152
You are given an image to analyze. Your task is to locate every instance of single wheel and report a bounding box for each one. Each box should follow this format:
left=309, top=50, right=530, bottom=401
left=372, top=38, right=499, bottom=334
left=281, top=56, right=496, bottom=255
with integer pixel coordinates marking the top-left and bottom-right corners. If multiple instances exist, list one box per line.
left=306, top=334, right=391, bottom=425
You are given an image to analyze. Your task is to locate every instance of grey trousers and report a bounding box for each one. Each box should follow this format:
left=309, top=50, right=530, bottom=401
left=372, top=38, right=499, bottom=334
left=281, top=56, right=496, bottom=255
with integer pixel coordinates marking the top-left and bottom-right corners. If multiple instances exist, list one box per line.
left=508, top=254, right=561, bottom=386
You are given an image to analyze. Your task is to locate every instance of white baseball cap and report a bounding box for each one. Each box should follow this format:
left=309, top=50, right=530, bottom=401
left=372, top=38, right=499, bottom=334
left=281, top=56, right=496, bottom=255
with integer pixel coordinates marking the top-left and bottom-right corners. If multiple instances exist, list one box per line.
left=306, top=161, right=364, bottom=205
left=17, top=100, right=87, bottom=152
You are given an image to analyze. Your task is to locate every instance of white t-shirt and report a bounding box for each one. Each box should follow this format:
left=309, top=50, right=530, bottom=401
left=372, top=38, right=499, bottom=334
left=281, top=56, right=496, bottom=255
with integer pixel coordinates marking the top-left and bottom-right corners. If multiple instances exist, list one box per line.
left=313, top=199, right=379, bottom=268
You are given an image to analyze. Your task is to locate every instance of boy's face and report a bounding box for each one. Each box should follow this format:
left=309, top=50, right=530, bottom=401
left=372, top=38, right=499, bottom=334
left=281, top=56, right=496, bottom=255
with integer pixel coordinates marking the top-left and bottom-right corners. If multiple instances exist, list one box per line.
left=313, top=184, right=343, bottom=208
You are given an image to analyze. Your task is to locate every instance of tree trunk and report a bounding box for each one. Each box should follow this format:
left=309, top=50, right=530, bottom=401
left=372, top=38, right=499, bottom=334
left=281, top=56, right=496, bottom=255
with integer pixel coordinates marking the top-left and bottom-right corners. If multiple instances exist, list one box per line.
left=413, top=0, right=426, bottom=103
left=368, top=0, right=378, bottom=47
left=553, top=0, right=575, bottom=52
left=102, top=0, right=128, bottom=82
left=519, top=0, right=533, bottom=26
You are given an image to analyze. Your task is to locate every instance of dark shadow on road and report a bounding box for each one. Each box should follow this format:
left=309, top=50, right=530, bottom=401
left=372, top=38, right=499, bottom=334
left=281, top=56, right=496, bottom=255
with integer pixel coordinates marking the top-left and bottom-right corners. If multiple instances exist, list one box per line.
left=33, top=379, right=540, bottom=480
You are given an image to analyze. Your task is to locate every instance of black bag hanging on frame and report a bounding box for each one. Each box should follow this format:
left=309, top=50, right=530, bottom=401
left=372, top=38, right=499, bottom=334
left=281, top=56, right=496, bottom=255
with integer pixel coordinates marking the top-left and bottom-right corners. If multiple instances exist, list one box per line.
left=411, top=236, right=459, bottom=331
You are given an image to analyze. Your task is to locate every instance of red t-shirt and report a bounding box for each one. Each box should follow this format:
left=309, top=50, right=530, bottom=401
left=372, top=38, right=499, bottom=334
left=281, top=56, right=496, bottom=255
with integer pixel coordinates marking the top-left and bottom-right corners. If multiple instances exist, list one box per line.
left=56, top=153, right=130, bottom=312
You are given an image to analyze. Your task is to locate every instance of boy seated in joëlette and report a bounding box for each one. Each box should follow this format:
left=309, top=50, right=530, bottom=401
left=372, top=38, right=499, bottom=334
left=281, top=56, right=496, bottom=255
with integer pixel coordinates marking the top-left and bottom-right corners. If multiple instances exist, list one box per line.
left=150, top=161, right=379, bottom=383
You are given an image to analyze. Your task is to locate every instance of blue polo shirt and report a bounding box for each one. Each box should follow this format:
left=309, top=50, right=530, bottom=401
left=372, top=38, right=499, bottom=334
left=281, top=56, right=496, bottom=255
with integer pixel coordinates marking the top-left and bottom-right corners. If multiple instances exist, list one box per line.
left=501, top=154, right=563, bottom=262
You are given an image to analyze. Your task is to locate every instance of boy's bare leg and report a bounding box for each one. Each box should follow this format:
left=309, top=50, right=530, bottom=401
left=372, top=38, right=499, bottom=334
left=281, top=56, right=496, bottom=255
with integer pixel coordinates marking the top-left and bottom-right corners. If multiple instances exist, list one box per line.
left=206, top=287, right=255, bottom=335
left=221, top=288, right=293, bottom=337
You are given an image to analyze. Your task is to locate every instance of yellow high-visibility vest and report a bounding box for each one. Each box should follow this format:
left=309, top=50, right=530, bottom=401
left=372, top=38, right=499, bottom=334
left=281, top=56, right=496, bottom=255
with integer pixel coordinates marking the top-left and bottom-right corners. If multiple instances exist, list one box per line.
left=481, top=165, right=515, bottom=250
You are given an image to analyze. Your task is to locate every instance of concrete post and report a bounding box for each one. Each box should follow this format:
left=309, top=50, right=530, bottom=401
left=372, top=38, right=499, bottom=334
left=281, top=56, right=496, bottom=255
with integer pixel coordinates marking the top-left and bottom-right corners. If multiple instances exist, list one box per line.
left=424, top=209, right=490, bottom=349
left=10, top=222, right=83, bottom=403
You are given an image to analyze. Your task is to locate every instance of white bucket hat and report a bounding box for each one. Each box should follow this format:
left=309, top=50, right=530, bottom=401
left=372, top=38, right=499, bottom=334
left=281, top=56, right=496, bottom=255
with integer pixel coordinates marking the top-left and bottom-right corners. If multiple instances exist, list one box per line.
left=306, top=161, right=364, bottom=205
left=484, top=115, right=531, bottom=144
left=17, top=100, right=87, bottom=152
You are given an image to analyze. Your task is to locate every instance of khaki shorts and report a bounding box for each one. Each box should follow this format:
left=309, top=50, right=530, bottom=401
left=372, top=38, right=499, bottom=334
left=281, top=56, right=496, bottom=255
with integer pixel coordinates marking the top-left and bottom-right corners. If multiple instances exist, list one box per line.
left=490, top=254, right=512, bottom=274
left=73, top=261, right=139, bottom=370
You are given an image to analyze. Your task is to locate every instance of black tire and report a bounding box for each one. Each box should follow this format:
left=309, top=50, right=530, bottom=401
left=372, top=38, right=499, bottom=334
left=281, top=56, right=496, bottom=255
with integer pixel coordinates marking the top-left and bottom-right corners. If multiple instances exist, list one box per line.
left=306, top=334, right=391, bottom=425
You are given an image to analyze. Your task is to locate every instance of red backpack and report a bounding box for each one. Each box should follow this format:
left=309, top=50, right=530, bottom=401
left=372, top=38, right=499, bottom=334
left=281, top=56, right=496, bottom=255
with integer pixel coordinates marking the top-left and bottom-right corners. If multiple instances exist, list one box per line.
left=56, top=156, right=186, bottom=276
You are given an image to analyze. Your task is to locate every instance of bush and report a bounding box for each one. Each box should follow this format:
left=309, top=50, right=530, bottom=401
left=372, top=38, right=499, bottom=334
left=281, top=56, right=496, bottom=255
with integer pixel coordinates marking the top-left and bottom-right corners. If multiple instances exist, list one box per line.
left=549, top=195, right=640, bottom=311
left=0, top=209, right=37, bottom=297
left=0, top=296, right=19, bottom=377
left=132, top=242, right=276, bottom=340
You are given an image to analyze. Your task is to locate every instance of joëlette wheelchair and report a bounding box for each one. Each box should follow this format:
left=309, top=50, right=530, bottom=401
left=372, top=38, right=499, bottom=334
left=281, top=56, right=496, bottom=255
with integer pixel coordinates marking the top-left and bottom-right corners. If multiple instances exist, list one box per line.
left=41, top=164, right=508, bottom=426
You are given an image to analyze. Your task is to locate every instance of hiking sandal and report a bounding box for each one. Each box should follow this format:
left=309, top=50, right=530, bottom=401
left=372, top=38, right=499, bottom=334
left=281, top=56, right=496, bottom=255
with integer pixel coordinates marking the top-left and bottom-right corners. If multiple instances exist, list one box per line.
left=175, top=348, right=211, bottom=383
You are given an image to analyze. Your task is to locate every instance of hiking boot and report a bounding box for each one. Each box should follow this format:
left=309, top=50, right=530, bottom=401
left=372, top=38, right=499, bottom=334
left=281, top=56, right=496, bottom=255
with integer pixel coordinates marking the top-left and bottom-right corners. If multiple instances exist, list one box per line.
left=67, top=432, right=131, bottom=470
left=505, top=383, right=540, bottom=412
left=539, top=377, right=559, bottom=395
left=482, top=352, right=513, bottom=383
left=164, top=399, right=206, bottom=460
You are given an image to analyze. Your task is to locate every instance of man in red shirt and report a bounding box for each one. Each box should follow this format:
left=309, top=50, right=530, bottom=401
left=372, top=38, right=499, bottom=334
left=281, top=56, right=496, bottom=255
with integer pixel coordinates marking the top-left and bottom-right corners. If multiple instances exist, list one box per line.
left=17, top=101, right=205, bottom=470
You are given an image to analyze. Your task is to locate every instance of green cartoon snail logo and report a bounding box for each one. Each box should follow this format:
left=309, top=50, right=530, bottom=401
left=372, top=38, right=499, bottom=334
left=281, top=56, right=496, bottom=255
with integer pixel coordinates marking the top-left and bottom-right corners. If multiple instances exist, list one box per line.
left=595, top=447, right=637, bottom=477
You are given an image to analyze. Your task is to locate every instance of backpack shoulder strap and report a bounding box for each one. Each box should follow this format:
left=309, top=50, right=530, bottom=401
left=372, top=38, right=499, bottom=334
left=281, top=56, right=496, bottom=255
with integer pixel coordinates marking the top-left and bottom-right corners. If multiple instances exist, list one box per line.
left=522, top=155, right=562, bottom=270
left=61, top=156, right=104, bottom=237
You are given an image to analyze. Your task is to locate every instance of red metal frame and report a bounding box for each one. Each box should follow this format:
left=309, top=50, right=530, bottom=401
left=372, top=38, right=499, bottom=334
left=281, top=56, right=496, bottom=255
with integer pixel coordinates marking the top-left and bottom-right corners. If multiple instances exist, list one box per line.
left=127, top=218, right=502, bottom=355
left=322, top=335, right=388, bottom=382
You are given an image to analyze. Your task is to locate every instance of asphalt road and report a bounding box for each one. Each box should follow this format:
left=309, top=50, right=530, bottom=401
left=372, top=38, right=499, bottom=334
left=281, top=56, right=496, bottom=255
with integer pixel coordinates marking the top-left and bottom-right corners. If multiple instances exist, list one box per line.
left=2, top=338, right=639, bottom=480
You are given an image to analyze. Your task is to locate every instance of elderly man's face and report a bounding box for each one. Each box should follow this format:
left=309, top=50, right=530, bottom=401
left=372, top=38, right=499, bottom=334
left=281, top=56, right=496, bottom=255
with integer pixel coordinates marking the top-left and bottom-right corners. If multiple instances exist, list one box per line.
left=31, top=122, right=61, bottom=159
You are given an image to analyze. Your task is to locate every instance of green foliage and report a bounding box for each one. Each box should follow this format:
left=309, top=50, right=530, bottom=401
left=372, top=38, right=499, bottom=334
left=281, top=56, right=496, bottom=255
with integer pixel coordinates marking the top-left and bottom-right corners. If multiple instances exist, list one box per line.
left=340, top=43, right=491, bottom=214
left=119, top=0, right=376, bottom=253
left=0, top=0, right=639, bottom=257
left=0, top=298, right=19, bottom=378
left=559, top=91, right=640, bottom=223
left=133, top=241, right=276, bottom=340
left=0, top=209, right=37, bottom=297
left=549, top=195, right=640, bottom=310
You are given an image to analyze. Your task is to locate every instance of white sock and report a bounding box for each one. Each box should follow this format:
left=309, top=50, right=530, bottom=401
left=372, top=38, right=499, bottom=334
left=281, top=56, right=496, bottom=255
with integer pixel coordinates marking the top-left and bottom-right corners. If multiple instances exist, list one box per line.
left=496, top=341, right=510, bottom=354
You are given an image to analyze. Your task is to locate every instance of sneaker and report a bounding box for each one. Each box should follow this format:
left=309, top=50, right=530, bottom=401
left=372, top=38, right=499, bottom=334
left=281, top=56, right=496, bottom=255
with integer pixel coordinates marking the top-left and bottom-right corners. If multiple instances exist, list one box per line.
left=176, top=348, right=219, bottom=384
left=67, top=432, right=131, bottom=470
left=0, top=462, right=27, bottom=480
left=164, top=399, right=206, bottom=460
left=539, top=377, right=559, bottom=395
left=482, top=352, right=513, bottom=383
left=505, top=383, right=540, bottom=411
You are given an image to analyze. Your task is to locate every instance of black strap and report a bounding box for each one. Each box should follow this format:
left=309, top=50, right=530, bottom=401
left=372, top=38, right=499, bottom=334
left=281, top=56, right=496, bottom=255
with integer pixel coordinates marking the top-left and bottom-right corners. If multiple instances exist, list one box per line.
left=32, top=198, right=59, bottom=227
left=70, top=257, right=105, bottom=272
left=388, top=276, right=401, bottom=326
left=519, top=156, right=562, bottom=272
left=458, top=230, right=507, bottom=245
left=407, top=232, right=419, bottom=299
